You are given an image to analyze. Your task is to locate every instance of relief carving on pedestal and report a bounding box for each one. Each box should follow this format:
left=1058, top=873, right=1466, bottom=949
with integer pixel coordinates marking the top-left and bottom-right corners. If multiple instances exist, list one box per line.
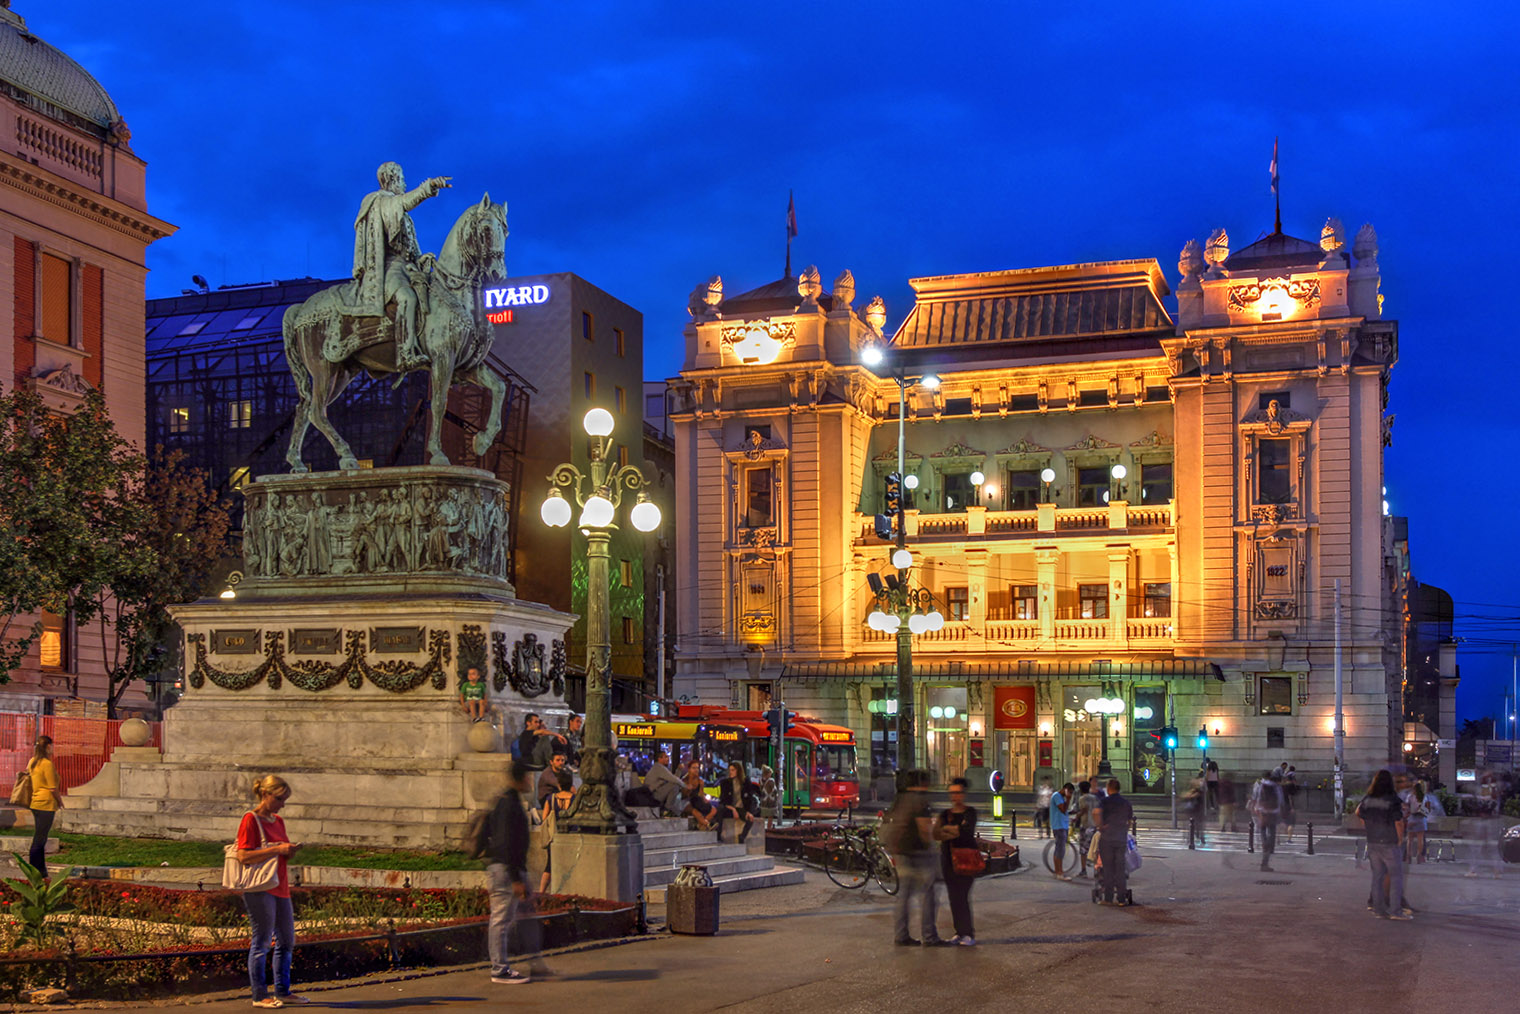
left=186, top=628, right=452, bottom=694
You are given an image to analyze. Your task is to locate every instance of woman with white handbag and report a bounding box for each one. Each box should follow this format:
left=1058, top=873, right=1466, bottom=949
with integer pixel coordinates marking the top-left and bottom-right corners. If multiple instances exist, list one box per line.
left=229, top=775, right=304, bottom=1008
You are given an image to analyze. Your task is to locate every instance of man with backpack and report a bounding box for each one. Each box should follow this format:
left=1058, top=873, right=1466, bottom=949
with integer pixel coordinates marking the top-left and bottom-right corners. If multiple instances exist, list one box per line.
left=1251, top=769, right=1283, bottom=872
left=481, top=762, right=547, bottom=984
left=887, top=770, right=946, bottom=946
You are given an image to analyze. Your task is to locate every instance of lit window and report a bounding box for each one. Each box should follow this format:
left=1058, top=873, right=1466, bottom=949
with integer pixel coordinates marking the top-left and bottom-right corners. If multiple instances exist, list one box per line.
left=615, top=386, right=626, bottom=413
left=357, top=459, right=374, bottom=469
left=1079, top=584, right=1108, bottom=619
left=1140, top=462, right=1173, bottom=502
left=1012, top=585, right=1038, bottom=620
left=177, top=320, right=207, bottom=337
left=228, top=399, right=252, bottom=429
left=40, top=253, right=74, bottom=346
left=1143, top=583, right=1172, bottom=618
left=1259, top=677, right=1293, bottom=716
left=615, top=328, right=626, bottom=357
left=942, top=472, right=976, bottom=512
left=584, top=372, right=595, bottom=398
left=38, top=608, right=65, bottom=670
left=1257, top=439, right=1291, bottom=504
left=622, top=616, right=636, bottom=644
left=583, top=312, right=594, bottom=342
left=229, top=466, right=251, bottom=491
left=169, top=406, right=191, bottom=434
left=947, top=587, right=969, bottom=621
left=1006, top=469, right=1040, bottom=511
left=621, top=560, right=634, bottom=587
left=1077, top=467, right=1109, bottom=507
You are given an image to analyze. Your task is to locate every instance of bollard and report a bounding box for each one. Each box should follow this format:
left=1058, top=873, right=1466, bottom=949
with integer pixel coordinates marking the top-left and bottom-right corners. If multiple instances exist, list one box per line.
left=1188, top=818, right=1196, bottom=850
left=1306, top=822, right=1315, bottom=856
left=1248, top=820, right=1255, bottom=853
left=1010, top=809, right=1017, bottom=840
left=1129, top=816, right=1138, bottom=843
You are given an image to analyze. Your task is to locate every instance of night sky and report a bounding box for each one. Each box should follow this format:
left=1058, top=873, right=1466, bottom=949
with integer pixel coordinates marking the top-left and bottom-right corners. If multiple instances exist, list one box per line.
left=38, top=1, right=1520, bottom=725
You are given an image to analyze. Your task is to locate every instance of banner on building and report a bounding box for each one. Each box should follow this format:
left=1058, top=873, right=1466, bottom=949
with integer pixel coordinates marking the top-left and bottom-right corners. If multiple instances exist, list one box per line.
left=993, top=685, right=1037, bottom=730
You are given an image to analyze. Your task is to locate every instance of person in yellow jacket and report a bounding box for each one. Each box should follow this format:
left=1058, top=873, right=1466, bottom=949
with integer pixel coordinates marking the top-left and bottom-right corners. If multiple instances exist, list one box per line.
left=27, top=735, right=61, bottom=879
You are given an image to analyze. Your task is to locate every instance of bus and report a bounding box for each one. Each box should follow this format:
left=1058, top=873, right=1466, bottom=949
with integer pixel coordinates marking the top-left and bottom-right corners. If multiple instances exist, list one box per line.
left=664, top=706, right=861, bottom=813
left=610, top=718, right=750, bottom=787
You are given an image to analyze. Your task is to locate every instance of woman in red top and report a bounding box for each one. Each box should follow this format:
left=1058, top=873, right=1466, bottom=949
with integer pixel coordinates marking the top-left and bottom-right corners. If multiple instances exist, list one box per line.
left=235, top=775, right=303, bottom=1008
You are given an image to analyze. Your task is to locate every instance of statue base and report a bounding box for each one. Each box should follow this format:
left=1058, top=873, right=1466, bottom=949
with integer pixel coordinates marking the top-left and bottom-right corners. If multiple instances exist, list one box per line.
left=549, top=832, right=644, bottom=905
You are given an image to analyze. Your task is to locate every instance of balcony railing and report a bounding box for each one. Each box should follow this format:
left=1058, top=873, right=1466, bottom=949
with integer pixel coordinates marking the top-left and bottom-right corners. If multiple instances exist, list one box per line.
left=855, top=614, right=1174, bottom=650
left=857, top=500, right=1173, bottom=543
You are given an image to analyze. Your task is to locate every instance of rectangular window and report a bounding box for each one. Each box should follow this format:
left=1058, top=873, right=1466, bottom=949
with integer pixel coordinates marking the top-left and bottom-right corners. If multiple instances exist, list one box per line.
left=169, top=406, right=191, bottom=435
left=615, top=386, right=626, bottom=413
left=622, top=616, right=636, bottom=645
left=1012, top=585, right=1038, bottom=620
left=947, top=587, right=970, bottom=621
left=1259, top=391, right=1291, bottom=410
left=227, top=399, right=252, bottom=429
left=1259, top=676, right=1293, bottom=716
left=943, top=398, right=973, bottom=417
left=1266, top=727, right=1286, bottom=749
left=621, top=559, right=634, bottom=587
left=1140, top=462, right=1173, bottom=502
left=38, top=608, right=65, bottom=670
left=584, top=372, right=595, bottom=398
left=615, top=327, right=626, bottom=357
left=645, top=393, right=665, bottom=419
left=1079, top=583, right=1108, bottom=619
left=1006, top=469, right=1040, bottom=510
left=1142, top=582, right=1172, bottom=618
left=40, top=252, right=73, bottom=345
left=1077, top=467, right=1109, bottom=507
left=357, top=459, right=374, bottom=469
left=582, top=311, right=594, bottom=342
left=943, top=472, right=977, bottom=512
left=229, top=466, right=251, bottom=491
left=744, top=468, right=773, bottom=527
left=1257, top=439, right=1291, bottom=504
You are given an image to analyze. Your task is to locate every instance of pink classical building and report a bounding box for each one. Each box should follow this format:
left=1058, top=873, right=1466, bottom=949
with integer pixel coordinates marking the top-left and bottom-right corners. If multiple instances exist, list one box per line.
left=0, top=2, right=174, bottom=711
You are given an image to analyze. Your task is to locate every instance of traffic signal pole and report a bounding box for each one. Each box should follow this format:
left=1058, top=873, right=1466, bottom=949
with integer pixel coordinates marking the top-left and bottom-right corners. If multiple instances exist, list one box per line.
left=894, top=374, right=916, bottom=783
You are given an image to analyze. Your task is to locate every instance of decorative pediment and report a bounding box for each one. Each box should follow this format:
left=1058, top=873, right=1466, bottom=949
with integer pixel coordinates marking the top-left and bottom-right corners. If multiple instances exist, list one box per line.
left=1066, top=433, right=1118, bottom=452
left=1130, top=429, right=1173, bottom=449
left=733, top=429, right=787, bottom=459
left=996, top=437, right=1049, bottom=456
left=873, top=443, right=923, bottom=465
left=930, top=441, right=986, bottom=459
left=1227, top=277, right=1322, bottom=315
left=1241, top=399, right=1310, bottom=435
left=720, top=319, right=797, bottom=365
left=30, top=363, right=94, bottom=414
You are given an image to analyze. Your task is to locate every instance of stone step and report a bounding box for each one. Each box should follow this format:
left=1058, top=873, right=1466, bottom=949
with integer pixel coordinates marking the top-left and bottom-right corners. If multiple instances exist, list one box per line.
left=645, top=865, right=806, bottom=903
left=643, top=842, right=753, bottom=868
left=634, top=818, right=693, bottom=835
left=639, top=829, right=726, bottom=850
left=644, top=854, right=777, bottom=887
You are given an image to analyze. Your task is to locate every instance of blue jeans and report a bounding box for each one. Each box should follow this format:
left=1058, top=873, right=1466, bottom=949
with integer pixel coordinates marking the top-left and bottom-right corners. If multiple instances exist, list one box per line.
left=1367, top=843, right=1405, bottom=917
left=489, top=864, right=542, bottom=976
left=892, top=853, right=939, bottom=942
left=243, top=892, right=294, bottom=1000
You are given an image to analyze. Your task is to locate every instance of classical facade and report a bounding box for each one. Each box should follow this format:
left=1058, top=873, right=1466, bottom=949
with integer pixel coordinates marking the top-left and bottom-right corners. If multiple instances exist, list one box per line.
left=669, top=218, right=1410, bottom=795
left=0, top=2, right=174, bottom=711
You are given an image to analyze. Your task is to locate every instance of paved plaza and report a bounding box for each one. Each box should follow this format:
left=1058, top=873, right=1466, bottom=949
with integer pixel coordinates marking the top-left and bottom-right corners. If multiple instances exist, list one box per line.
left=161, top=844, right=1517, bottom=1014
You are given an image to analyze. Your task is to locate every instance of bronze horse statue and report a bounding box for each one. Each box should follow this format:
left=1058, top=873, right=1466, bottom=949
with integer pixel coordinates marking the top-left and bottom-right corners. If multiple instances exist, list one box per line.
left=282, top=195, right=509, bottom=471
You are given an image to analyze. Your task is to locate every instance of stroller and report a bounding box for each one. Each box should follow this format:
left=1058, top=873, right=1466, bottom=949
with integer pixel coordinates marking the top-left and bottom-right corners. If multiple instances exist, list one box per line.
left=1087, top=831, right=1141, bottom=906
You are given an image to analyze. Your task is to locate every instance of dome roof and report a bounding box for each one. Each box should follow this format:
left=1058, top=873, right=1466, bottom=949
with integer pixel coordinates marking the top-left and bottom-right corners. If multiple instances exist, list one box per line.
left=0, top=4, right=121, bottom=132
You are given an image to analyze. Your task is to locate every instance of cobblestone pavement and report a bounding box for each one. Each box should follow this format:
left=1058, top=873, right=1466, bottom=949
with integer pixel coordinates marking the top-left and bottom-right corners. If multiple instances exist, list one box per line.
left=77, top=847, right=1520, bottom=1013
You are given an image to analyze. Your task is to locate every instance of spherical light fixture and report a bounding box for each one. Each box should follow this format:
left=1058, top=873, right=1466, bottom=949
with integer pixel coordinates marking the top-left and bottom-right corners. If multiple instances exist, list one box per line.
left=540, top=488, right=572, bottom=528
left=891, top=548, right=913, bottom=569
left=926, top=610, right=945, bottom=631
left=884, top=613, right=902, bottom=632
left=867, top=610, right=886, bottom=631
left=630, top=495, right=662, bottom=532
left=970, top=471, right=985, bottom=486
left=930, top=706, right=944, bottom=719
left=1041, top=467, right=1056, bottom=483
left=904, top=474, right=920, bottom=490
left=919, top=374, right=941, bottom=391
left=944, top=706, right=957, bottom=719
left=583, top=407, right=615, bottom=437
left=908, top=613, right=928, bottom=635
left=861, top=344, right=885, bottom=366
left=1111, top=464, right=1127, bottom=480
left=578, top=493, right=615, bottom=528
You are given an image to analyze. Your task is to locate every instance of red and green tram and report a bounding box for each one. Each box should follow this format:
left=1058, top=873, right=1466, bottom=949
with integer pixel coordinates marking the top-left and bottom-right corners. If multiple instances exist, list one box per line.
left=666, top=706, right=861, bottom=812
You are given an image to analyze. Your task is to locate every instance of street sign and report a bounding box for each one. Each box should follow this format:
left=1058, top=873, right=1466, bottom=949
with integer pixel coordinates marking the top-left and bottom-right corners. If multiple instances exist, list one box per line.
left=1486, top=744, right=1513, bottom=764
left=1436, top=738, right=1456, bottom=749
left=1458, top=768, right=1476, bottom=782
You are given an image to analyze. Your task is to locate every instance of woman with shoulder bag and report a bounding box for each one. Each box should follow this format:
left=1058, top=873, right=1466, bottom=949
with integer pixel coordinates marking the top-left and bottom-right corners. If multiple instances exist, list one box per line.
left=25, top=736, right=62, bottom=879
left=234, top=776, right=305, bottom=1008
left=934, top=776, right=982, bottom=946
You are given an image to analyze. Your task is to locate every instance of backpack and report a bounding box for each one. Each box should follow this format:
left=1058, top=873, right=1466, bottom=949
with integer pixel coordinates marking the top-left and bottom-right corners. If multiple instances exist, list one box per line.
left=463, top=808, right=492, bottom=860
left=510, top=736, right=523, bottom=763
left=883, top=799, right=925, bottom=854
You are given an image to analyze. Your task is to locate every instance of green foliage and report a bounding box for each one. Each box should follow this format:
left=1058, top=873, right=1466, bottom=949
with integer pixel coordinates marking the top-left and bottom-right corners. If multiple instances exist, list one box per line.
left=1503, top=796, right=1520, bottom=818
left=10, top=858, right=75, bottom=948
left=1436, top=789, right=1462, bottom=816
left=0, top=388, right=141, bottom=680
left=0, top=830, right=472, bottom=871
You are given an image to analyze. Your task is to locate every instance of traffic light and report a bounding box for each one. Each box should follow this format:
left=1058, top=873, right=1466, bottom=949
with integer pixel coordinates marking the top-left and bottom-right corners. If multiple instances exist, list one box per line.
left=1161, top=726, right=1179, bottom=750
left=765, top=708, right=797, bottom=737
left=874, top=512, right=894, bottom=540
left=1196, top=727, right=1209, bottom=750
left=884, top=473, right=902, bottom=517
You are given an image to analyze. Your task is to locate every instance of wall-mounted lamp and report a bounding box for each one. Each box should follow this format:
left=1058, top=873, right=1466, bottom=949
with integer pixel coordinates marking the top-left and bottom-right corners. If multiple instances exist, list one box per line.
left=1040, top=467, right=1057, bottom=503
left=1038, top=720, right=1053, bottom=737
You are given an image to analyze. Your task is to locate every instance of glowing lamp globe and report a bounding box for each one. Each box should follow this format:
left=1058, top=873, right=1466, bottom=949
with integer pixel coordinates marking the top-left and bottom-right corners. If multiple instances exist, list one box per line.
left=1041, top=467, right=1056, bottom=483
left=582, top=407, right=616, bottom=437
left=578, top=494, right=615, bottom=528
left=919, top=373, right=941, bottom=391
left=970, top=471, right=985, bottom=486
left=891, top=548, right=913, bottom=569
left=630, top=497, right=662, bottom=532
left=926, top=610, right=945, bottom=631
left=867, top=610, right=886, bottom=631
left=540, top=490, right=572, bottom=528
left=861, top=344, right=885, bottom=366
left=904, top=474, right=920, bottom=490
left=908, top=613, right=928, bottom=635
left=883, top=613, right=902, bottom=632
left=1111, top=464, right=1127, bottom=480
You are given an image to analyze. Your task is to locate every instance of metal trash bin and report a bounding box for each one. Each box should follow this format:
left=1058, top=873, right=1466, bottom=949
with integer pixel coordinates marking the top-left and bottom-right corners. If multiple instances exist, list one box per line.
left=1501, top=825, right=1520, bottom=865
left=666, top=864, right=719, bottom=935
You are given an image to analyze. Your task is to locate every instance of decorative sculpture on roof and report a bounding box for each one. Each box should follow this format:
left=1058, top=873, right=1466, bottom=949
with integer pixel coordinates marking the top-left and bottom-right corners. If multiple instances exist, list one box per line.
left=1177, top=239, right=1203, bottom=284
left=1353, top=223, right=1379, bottom=268
left=797, top=265, right=823, bottom=308
left=1319, top=217, right=1345, bottom=254
left=863, top=296, right=887, bottom=334
left=281, top=166, right=510, bottom=472
left=688, top=275, right=723, bottom=319
left=832, top=269, right=855, bottom=311
left=1204, top=229, right=1229, bottom=275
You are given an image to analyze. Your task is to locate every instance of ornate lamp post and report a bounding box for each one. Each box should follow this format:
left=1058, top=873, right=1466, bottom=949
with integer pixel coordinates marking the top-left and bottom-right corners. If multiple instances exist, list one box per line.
left=861, top=341, right=939, bottom=781
left=540, top=407, right=662, bottom=834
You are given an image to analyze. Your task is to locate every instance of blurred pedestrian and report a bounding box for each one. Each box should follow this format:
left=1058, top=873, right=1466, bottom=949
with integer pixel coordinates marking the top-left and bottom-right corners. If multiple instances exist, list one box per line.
left=1357, top=769, right=1410, bottom=920
left=1218, top=776, right=1238, bottom=833
left=1281, top=765, right=1299, bottom=840
left=1204, top=760, right=1220, bottom=812
left=935, top=777, right=980, bottom=945
left=1073, top=780, right=1097, bottom=878
left=486, top=761, right=548, bottom=984
left=888, top=771, right=945, bottom=946
left=1093, top=778, right=1133, bottom=905
left=25, top=735, right=61, bottom=879
left=235, top=775, right=304, bottom=1007
left=1405, top=782, right=1431, bottom=864
left=1034, top=776, right=1053, bottom=837
left=1250, top=770, right=1282, bottom=871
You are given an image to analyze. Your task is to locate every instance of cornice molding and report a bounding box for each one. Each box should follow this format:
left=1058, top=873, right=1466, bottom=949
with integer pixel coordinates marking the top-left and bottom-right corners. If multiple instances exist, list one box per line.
left=0, top=156, right=175, bottom=245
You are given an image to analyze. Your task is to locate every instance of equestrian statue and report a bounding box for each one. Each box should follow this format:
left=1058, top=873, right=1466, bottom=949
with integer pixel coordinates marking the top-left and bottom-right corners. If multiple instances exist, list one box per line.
left=283, top=161, right=509, bottom=472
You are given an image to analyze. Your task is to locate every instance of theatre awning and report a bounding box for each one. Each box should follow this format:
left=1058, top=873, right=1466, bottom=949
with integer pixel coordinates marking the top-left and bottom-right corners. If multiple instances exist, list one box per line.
left=779, top=660, right=1224, bottom=681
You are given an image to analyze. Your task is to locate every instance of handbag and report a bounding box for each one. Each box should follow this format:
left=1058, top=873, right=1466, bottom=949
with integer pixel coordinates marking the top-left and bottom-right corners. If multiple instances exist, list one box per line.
left=8, top=763, right=33, bottom=808
left=951, top=846, right=987, bottom=876
left=222, top=812, right=281, bottom=892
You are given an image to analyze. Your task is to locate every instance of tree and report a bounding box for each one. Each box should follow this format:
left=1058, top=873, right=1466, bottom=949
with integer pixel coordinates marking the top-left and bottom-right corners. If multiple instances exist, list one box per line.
left=0, top=388, right=140, bottom=682
left=94, top=447, right=231, bottom=718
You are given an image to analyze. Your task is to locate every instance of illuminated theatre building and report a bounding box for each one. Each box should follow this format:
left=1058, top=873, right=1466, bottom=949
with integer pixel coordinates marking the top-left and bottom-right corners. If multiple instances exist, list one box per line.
left=668, top=221, right=1408, bottom=795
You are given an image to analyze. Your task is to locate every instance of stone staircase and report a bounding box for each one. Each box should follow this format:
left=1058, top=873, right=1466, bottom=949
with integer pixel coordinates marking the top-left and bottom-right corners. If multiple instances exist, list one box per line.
left=635, top=816, right=804, bottom=902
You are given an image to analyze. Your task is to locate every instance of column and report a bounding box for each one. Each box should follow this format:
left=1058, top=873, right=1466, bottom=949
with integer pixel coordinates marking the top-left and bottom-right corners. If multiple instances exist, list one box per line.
left=1108, top=546, right=1131, bottom=644
left=966, top=548, right=988, bottom=649
left=1036, top=547, right=1059, bottom=644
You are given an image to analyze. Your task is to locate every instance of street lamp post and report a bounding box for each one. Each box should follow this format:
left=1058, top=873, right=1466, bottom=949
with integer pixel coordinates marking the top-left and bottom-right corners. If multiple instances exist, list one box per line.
left=540, top=407, right=662, bottom=835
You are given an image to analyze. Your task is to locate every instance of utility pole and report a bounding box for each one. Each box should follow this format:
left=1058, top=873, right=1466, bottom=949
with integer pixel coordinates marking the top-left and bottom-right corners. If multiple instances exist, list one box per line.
left=1334, top=579, right=1345, bottom=819
left=894, top=377, right=915, bottom=782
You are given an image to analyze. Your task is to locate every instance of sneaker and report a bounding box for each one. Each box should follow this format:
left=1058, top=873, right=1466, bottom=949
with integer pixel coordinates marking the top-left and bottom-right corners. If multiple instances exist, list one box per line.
left=958, top=936, right=977, bottom=946
left=276, top=996, right=312, bottom=1006
left=948, top=935, right=962, bottom=945
left=1388, top=912, right=1413, bottom=921
left=894, top=937, right=921, bottom=947
left=924, top=938, right=954, bottom=947
left=491, top=971, right=531, bottom=985
left=252, top=1001, right=285, bottom=1010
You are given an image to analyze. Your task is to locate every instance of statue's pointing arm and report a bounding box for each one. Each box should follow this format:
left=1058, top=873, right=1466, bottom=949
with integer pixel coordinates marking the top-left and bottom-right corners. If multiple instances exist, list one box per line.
left=401, top=176, right=453, bottom=213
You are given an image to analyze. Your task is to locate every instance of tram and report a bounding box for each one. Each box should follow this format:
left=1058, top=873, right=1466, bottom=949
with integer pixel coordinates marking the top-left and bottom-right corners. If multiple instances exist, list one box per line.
left=662, top=706, right=861, bottom=812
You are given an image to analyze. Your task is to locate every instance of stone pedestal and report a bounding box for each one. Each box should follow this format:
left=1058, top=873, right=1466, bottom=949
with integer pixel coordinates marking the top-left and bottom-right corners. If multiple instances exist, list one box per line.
left=67, top=466, right=576, bottom=848
left=549, top=833, right=644, bottom=904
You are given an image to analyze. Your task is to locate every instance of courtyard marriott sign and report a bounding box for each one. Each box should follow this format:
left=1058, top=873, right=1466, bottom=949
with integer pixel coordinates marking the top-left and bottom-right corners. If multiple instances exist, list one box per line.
left=482, top=283, right=551, bottom=324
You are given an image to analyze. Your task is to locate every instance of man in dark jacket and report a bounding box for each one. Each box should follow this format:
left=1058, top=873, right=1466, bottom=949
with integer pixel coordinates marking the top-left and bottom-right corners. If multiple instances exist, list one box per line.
left=487, top=762, right=543, bottom=984
left=1093, top=778, right=1134, bottom=905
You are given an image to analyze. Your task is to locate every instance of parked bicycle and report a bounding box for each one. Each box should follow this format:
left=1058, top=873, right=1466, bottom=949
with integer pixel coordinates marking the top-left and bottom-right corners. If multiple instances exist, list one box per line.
left=820, top=819, right=899, bottom=894
left=1042, top=830, right=1081, bottom=874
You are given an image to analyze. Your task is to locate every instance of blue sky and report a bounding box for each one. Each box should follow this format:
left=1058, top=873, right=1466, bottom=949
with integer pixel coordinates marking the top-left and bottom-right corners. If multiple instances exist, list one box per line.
left=38, top=0, right=1520, bottom=725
